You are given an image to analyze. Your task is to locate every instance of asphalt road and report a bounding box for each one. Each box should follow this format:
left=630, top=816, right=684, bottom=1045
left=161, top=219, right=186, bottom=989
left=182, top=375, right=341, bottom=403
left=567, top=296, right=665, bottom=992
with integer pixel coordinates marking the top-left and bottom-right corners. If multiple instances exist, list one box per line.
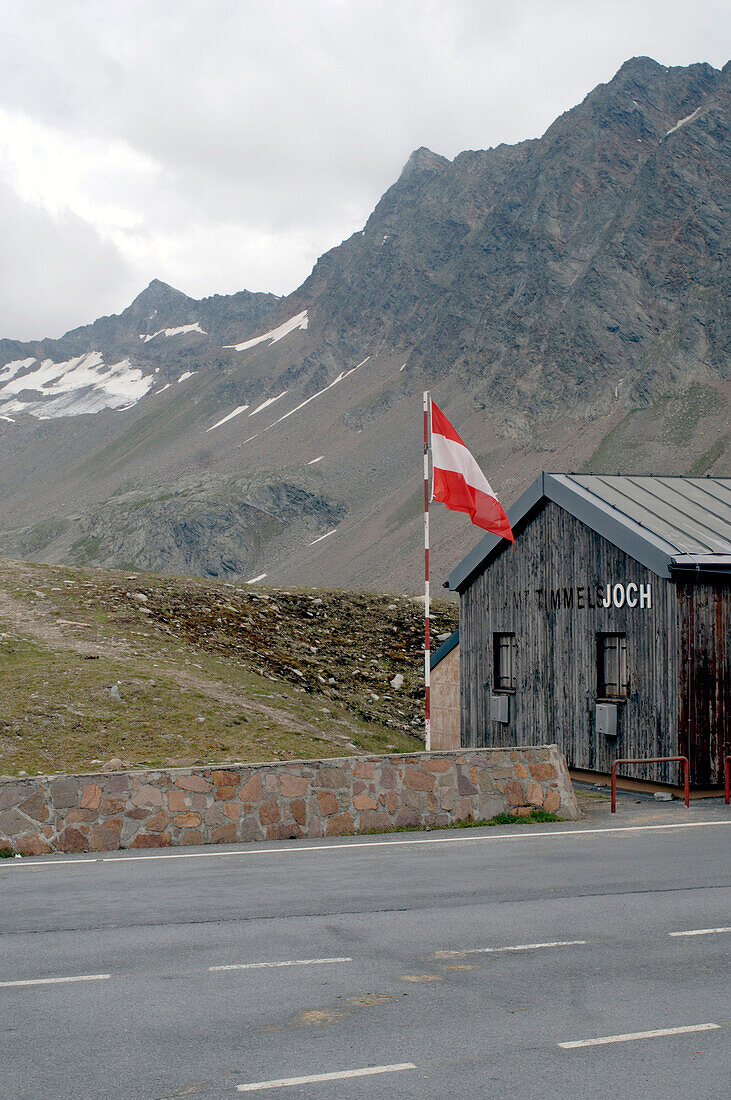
left=1, top=794, right=729, bottom=1099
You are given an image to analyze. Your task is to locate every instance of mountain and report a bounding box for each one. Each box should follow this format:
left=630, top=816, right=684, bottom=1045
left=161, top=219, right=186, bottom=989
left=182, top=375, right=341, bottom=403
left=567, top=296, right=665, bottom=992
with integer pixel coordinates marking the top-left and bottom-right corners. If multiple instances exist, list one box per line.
left=0, top=57, right=728, bottom=590
left=0, top=279, right=280, bottom=418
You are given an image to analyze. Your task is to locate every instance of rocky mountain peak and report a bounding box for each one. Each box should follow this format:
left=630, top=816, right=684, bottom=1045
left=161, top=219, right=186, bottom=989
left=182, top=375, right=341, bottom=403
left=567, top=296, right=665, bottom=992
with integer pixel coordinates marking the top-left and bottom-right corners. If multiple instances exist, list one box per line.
left=126, top=278, right=194, bottom=318
left=399, top=146, right=450, bottom=179
left=614, top=55, right=667, bottom=79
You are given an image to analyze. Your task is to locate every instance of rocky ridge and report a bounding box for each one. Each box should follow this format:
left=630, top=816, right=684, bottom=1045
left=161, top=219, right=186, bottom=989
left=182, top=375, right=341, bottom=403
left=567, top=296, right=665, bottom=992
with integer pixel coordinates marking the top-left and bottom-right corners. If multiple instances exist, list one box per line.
left=0, top=57, right=728, bottom=590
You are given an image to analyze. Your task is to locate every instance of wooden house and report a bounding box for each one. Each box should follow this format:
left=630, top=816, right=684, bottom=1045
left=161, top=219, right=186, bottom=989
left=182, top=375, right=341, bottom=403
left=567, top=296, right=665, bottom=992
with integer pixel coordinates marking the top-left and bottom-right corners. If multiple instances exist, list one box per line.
left=447, top=474, right=730, bottom=789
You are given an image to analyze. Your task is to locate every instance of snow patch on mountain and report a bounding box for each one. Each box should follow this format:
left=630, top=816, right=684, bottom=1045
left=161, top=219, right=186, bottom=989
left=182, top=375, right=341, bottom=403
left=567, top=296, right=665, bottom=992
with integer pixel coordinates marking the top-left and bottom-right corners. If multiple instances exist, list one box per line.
left=206, top=404, right=250, bottom=432
left=0, top=357, right=36, bottom=383
left=225, top=310, right=308, bottom=352
left=0, top=351, right=154, bottom=419
left=267, top=357, right=367, bottom=430
left=140, top=322, right=207, bottom=342
left=308, top=528, right=337, bottom=546
left=666, top=105, right=704, bottom=135
left=249, top=390, right=288, bottom=416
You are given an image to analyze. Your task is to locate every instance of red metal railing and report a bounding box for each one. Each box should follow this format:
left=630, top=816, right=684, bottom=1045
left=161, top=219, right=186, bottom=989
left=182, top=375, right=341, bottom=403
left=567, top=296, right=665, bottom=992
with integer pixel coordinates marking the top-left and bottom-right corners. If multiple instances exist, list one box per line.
left=611, top=756, right=690, bottom=813
left=725, top=757, right=731, bottom=806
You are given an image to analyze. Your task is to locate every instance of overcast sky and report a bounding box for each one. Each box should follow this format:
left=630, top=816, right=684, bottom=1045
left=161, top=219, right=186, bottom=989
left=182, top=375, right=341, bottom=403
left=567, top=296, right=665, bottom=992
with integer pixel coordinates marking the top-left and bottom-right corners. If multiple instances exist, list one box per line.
left=0, top=0, right=727, bottom=340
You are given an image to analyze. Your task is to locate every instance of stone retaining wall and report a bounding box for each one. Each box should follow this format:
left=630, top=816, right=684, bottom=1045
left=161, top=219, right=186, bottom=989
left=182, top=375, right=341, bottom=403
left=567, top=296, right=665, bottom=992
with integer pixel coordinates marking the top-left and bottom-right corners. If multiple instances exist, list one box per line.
left=0, top=746, right=579, bottom=856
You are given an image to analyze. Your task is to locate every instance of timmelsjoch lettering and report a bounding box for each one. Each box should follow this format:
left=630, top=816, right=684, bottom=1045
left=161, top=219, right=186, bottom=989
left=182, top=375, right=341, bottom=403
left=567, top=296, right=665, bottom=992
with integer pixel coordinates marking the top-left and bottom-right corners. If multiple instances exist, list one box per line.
left=487, top=582, right=652, bottom=611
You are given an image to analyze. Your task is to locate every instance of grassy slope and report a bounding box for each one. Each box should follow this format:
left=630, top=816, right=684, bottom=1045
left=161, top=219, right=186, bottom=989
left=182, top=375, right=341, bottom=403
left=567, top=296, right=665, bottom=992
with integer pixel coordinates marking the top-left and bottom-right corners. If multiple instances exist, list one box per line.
left=582, top=383, right=729, bottom=476
left=0, top=558, right=457, bottom=778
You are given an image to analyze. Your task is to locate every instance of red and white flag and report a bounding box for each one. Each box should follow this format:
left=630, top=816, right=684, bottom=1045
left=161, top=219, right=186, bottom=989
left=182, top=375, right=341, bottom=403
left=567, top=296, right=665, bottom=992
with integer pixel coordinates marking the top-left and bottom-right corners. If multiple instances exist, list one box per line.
left=430, top=400, right=515, bottom=544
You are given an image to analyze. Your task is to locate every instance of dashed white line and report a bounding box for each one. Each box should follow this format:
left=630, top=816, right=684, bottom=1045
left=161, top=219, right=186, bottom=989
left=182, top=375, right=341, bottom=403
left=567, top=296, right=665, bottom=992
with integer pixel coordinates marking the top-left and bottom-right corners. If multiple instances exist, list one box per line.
left=236, top=1063, right=416, bottom=1092
left=0, top=974, right=110, bottom=989
left=209, top=956, right=352, bottom=972
left=559, top=1023, right=720, bottom=1049
left=669, top=927, right=731, bottom=937
left=435, top=940, right=586, bottom=959
left=4, top=821, right=729, bottom=870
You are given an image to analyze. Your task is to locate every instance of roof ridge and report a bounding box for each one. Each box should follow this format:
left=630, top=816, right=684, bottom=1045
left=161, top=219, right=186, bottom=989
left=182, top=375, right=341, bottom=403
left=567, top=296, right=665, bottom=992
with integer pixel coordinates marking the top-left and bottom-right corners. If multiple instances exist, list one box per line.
left=449, top=472, right=731, bottom=591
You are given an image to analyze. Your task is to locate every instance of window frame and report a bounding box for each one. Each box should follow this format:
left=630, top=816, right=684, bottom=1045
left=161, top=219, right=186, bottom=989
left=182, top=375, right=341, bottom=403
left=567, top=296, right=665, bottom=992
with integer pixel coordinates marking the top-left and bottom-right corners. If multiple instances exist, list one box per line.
left=493, top=632, right=517, bottom=693
left=596, top=631, right=629, bottom=700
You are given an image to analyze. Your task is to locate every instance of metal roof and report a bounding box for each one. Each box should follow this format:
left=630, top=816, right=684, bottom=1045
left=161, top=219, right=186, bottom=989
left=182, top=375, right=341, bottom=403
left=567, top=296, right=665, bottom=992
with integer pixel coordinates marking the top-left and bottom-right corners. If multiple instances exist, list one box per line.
left=448, top=473, right=731, bottom=591
left=430, top=627, right=459, bottom=670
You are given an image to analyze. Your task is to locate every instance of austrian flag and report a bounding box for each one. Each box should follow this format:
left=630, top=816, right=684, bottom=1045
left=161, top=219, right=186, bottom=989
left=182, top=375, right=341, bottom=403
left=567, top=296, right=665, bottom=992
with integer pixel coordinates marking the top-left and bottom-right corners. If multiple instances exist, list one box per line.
left=430, top=401, right=515, bottom=544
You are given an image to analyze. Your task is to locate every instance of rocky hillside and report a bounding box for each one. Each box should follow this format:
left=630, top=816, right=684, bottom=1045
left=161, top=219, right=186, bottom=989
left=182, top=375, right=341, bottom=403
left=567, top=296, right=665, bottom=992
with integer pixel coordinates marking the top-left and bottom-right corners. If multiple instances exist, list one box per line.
left=0, top=57, right=728, bottom=590
left=296, top=57, right=729, bottom=419
left=0, top=558, right=457, bottom=778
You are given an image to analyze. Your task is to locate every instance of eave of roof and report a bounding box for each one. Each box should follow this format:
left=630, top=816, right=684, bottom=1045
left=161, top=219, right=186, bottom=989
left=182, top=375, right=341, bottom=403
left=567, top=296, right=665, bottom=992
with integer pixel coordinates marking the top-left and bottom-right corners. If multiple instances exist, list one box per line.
left=430, top=627, right=459, bottom=670
left=448, top=473, right=731, bottom=592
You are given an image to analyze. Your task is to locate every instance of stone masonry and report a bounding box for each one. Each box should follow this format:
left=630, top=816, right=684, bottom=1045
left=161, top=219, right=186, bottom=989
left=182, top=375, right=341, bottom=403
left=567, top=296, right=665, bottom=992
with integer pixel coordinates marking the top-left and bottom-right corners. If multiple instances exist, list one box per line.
left=0, top=746, right=579, bottom=856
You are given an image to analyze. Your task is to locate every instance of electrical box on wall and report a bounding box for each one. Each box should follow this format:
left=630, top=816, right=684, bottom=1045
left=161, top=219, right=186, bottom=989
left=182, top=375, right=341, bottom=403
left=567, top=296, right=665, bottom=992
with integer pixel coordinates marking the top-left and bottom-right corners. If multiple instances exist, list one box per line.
left=490, top=693, right=510, bottom=723
left=596, top=703, right=617, bottom=738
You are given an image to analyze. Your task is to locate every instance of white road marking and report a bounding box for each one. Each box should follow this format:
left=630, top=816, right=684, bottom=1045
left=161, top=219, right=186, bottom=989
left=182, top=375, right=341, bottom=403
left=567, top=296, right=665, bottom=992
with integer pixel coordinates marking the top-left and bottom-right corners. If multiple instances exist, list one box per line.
left=559, top=1023, right=720, bottom=1049
left=0, top=974, right=110, bottom=988
left=3, top=820, right=729, bottom=869
left=669, top=927, right=731, bottom=937
left=435, top=939, right=586, bottom=959
left=209, top=956, right=352, bottom=972
left=236, top=1063, right=416, bottom=1092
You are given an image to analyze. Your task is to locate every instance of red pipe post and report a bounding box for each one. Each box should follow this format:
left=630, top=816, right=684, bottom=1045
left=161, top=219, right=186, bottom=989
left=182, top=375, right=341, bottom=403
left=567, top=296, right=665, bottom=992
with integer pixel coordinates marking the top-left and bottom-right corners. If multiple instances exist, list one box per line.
left=725, top=757, right=730, bottom=806
left=611, top=756, right=690, bottom=813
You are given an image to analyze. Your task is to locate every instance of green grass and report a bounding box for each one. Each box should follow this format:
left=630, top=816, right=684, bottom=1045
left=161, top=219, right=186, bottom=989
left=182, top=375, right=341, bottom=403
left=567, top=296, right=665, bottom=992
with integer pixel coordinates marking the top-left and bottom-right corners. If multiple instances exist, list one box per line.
left=0, top=632, right=415, bottom=777
left=582, top=410, right=639, bottom=472
left=686, top=434, right=728, bottom=476
left=0, top=558, right=457, bottom=777
left=14, top=518, right=70, bottom=556
left=359, top=810, right=560, bottom=835
left=660, top=384, right=723, bottom=446
left=582, top=386, right=729, bottom=475
left=69, top=535, right=103, bottom=564
left=455, top=810, right=560, bottom=826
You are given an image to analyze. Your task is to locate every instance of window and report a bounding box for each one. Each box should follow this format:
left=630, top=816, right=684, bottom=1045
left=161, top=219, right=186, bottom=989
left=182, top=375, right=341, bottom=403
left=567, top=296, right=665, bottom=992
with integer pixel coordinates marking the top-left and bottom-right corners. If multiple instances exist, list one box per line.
left=494, top=633, right=517, bottom=691
left=597, top=633, right=628, bottom=698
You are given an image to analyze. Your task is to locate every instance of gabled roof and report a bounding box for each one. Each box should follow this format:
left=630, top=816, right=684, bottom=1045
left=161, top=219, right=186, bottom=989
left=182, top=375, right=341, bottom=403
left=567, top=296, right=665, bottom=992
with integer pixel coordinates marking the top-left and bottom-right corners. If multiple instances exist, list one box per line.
left=448, top=473, right=731, bottom=591
left=430, top=627, right=459, bottom=670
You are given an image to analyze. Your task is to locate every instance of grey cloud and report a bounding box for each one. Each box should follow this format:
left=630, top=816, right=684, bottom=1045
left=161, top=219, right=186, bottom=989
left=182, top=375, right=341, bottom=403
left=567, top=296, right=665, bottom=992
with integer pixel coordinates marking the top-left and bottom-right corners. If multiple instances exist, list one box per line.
left=0, top=0, right=728, bottom=338
left=0, top=180, right=135, bottom=341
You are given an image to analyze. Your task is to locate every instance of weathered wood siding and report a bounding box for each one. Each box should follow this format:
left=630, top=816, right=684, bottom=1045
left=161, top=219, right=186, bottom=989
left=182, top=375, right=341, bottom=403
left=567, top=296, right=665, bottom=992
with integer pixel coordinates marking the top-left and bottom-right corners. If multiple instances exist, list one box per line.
left=460, top=502, right=686, bottom=785
left=678, top=583, right=730, bottom=787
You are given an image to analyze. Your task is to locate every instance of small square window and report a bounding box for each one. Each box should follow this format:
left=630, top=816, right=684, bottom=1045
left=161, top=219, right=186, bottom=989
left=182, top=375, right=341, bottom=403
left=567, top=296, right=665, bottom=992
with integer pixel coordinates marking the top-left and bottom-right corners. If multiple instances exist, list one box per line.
left=597, top=633, right=628, bottom=698
left=494, top=633, right=517, bottom=691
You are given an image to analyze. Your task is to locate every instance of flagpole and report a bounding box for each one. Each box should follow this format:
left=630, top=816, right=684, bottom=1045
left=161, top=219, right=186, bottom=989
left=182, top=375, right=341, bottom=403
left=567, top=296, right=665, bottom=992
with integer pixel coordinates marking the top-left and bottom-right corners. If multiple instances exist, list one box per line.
left=423, top=390, right=431, bottom=751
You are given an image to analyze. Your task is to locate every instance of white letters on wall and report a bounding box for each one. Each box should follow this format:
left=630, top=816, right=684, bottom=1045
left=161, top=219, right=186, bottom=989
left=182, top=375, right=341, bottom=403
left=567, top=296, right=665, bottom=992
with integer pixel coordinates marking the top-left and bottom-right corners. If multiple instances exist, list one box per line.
left=602, top=582, right=652, bottom=609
